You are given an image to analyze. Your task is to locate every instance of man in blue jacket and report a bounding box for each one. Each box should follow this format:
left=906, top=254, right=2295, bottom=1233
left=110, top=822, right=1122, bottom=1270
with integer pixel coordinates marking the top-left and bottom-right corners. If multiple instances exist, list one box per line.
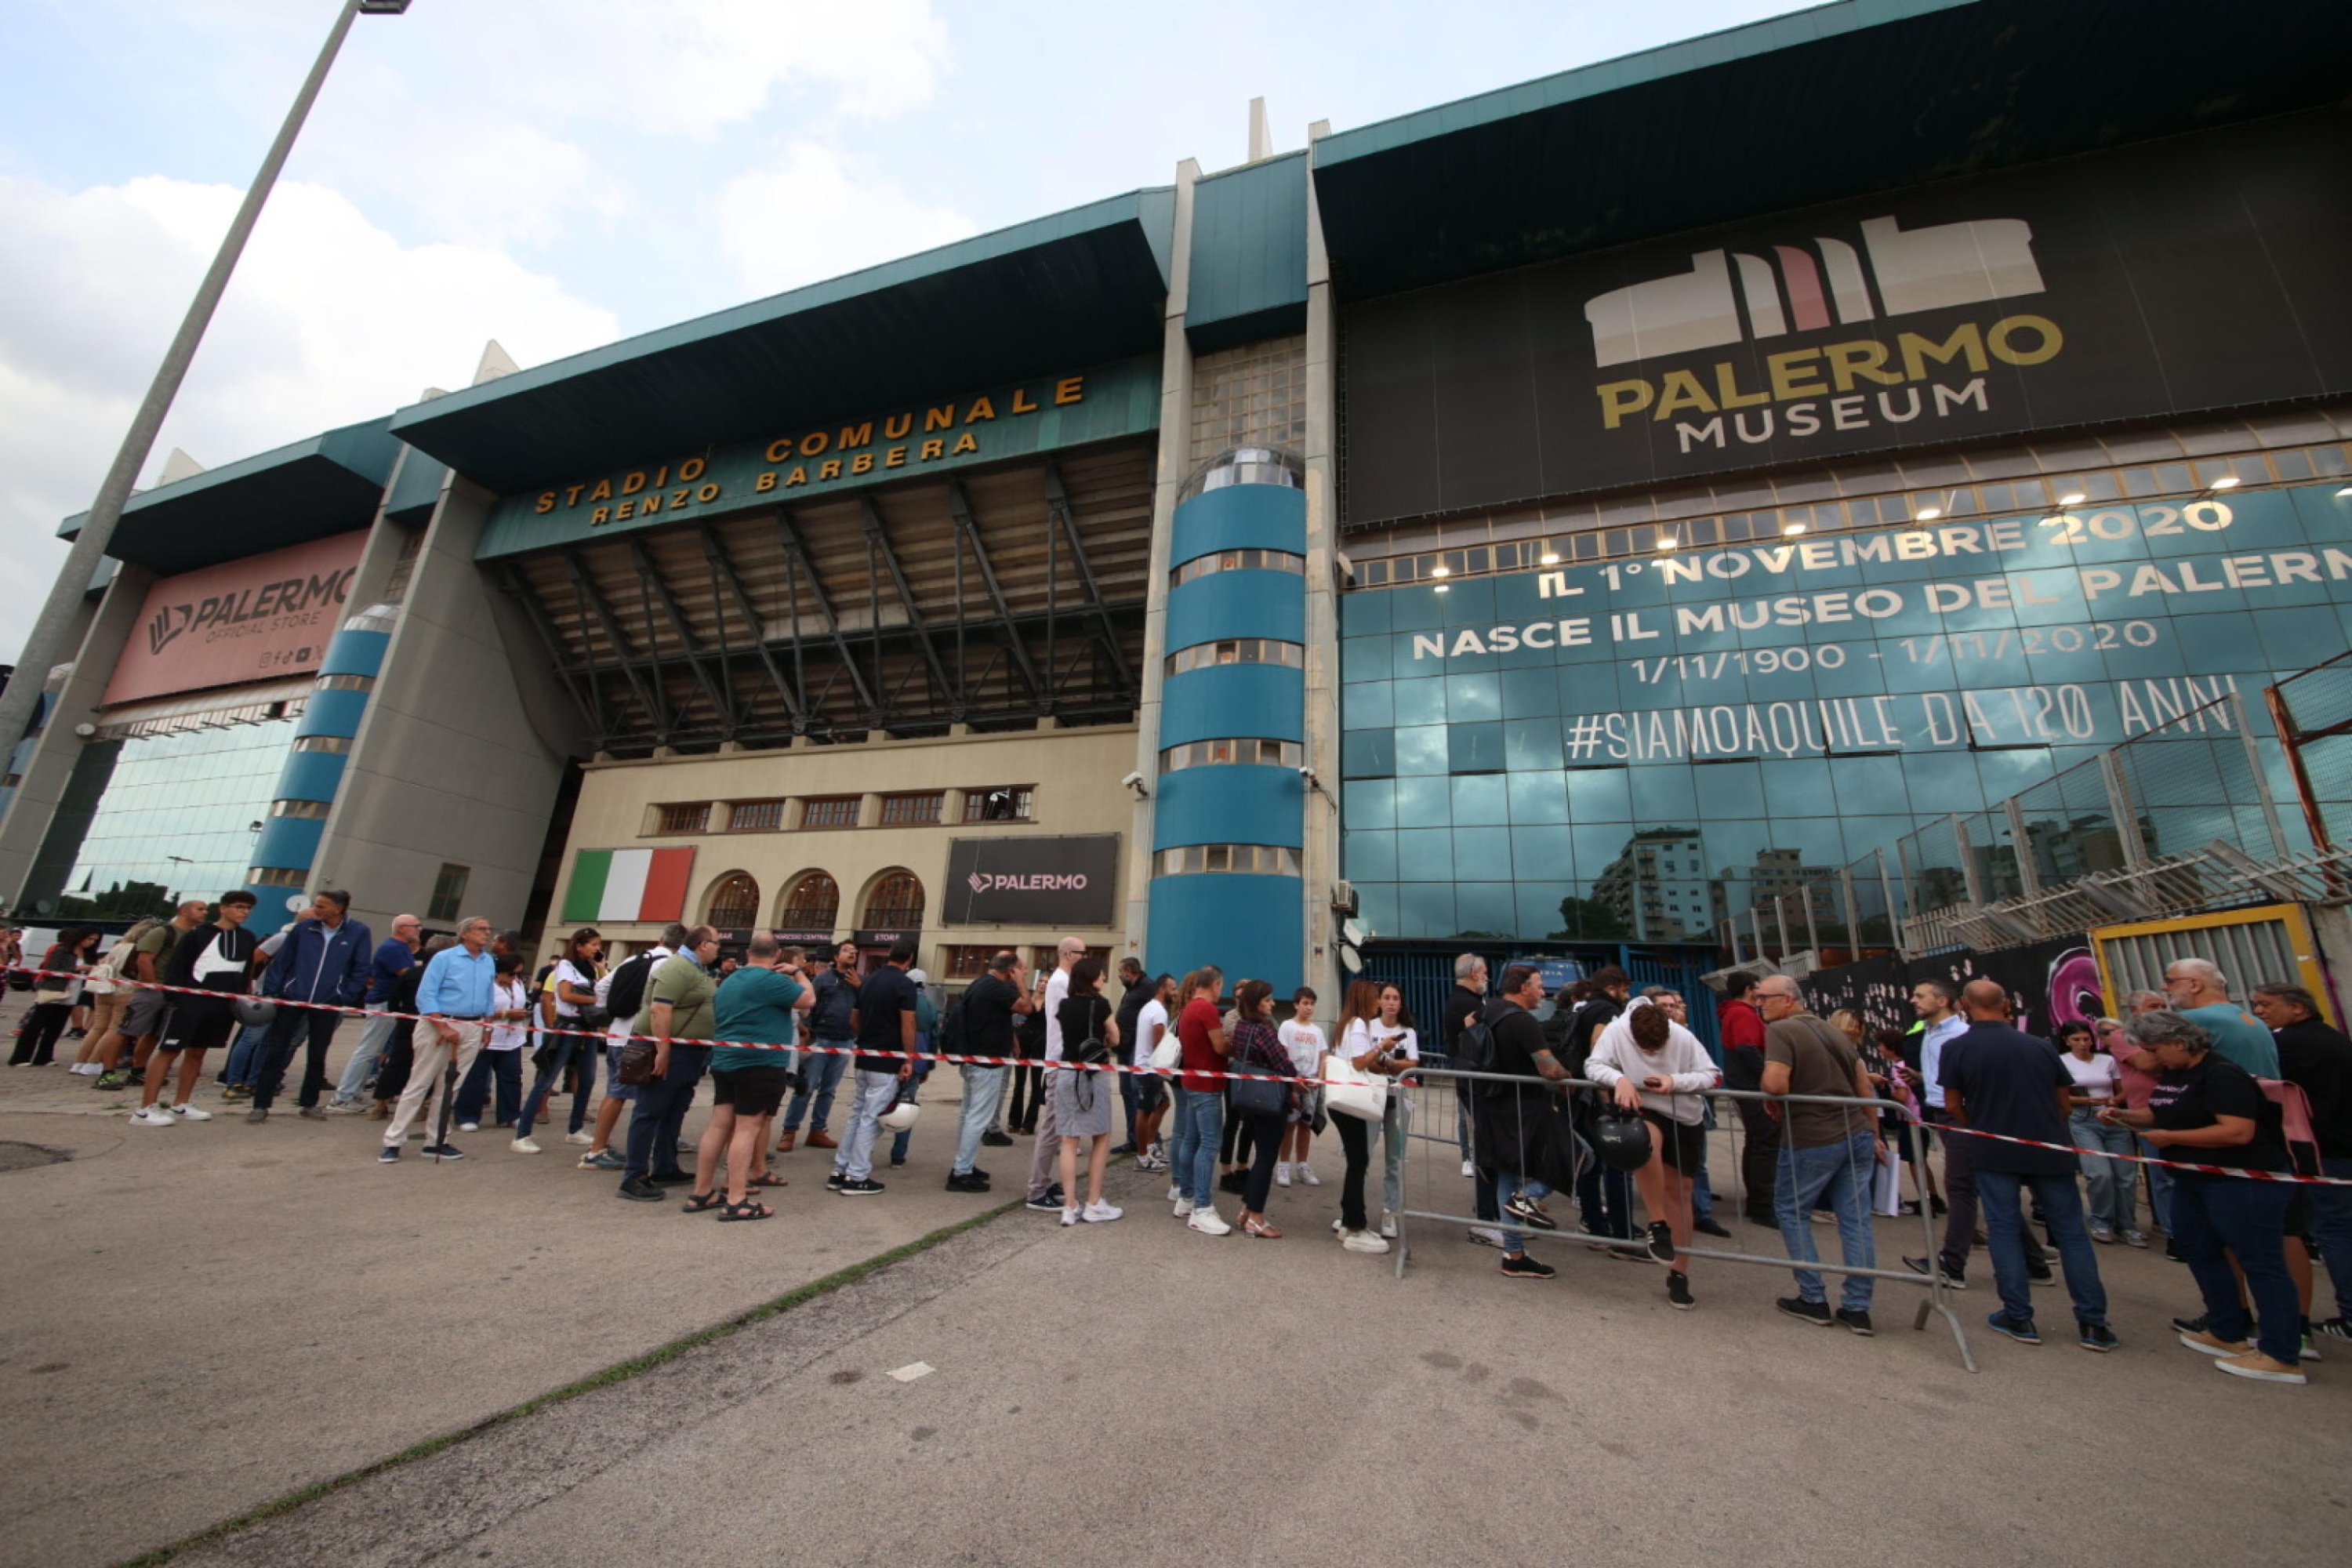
left=246, top=889, right=372, bottom=1123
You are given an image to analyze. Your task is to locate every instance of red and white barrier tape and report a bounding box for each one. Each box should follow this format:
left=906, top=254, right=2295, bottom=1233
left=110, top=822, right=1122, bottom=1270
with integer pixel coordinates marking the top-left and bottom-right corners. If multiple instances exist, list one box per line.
left=31, top=965, right=2349, bottom=1182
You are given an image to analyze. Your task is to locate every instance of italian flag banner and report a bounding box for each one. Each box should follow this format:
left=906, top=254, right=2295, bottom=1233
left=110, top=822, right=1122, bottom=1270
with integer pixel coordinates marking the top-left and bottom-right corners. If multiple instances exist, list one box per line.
left=562, top=847, right=695, bottom=925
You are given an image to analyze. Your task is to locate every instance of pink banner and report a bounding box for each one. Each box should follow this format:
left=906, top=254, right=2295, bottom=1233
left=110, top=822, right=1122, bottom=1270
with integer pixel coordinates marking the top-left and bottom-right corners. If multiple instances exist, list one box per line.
left=103, top=532, right=368, bottom=706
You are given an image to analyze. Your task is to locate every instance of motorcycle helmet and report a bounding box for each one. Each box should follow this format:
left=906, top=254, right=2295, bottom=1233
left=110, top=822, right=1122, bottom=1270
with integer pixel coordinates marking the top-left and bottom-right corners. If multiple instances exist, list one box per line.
left=233, top=995, right=278, bottom=1029
left=1591, top=1104, right=1653, bottom=1173
left=878, top=1096, right=920, bottom=1133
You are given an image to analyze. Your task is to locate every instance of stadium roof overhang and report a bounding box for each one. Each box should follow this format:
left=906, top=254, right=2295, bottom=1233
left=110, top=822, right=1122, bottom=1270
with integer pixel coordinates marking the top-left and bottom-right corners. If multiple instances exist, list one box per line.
left=1311, top=0, right=2352, bottom=302
left=61, top=416, right=402, bottom=576
left=390, top=188, right=1177, bottom=496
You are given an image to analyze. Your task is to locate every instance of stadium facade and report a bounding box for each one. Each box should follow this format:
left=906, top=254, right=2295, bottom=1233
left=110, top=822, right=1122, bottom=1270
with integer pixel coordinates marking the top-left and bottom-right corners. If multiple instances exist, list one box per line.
left=5, top=0, right=2351, bottom=1004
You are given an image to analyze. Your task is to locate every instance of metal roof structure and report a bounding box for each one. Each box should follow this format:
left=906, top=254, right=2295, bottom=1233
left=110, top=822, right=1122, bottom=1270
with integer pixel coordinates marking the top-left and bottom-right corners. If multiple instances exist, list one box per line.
left=389, top=189, right=1177, bottom=495
left=1311, top=0, right=2352, bottom=300
left=60, top=416, right=401, bottom=576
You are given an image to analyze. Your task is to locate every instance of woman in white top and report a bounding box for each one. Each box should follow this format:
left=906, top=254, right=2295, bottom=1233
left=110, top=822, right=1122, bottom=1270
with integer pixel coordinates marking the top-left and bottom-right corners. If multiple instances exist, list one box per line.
left=1276, top=987, right=1327, bottom=1188
left=1131, top=974, right=1174, bottom=1171
left=2057, top=1018, right=2135, bottom=1243
left=517, top=927, right=604, bottom=1154
left=1370, top=982, right=1420, bottom=1237
left=456, top=950, right=536, bottom=1132
left=1587, top=996, right=1720, bottom=1309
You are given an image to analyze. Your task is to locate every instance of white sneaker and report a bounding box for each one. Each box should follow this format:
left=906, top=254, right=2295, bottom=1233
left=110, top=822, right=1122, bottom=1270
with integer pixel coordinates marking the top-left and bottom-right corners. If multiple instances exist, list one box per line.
left=1167, top=1182, right=1182, bottom=1203
left=69, top=1062, right=100, bottom=1076
left=1379, top=1217, right=1398, bottom=1239
left=510, top=1137, right=542, bottom=1154
left=1298, top=1164, right=1321, bottom=1186
left=132, top=1106, right=176, bottom=1127
left=1083, top=1200, right=1123, bottom=1223
left=1276, top=1162, right=1293, bottom=1188
left=1173, top=1198, right=1195, bottom=1218
left=1062, top=1206, right=1080, bottom=1226
left=170, top=1104, right=212, bottom=1122
left=1341, top=1229, right=1392, bottom=1254
left=1188, top=1207, right=1232, bottom=1236
left=1463, top=1160, right=1477, bottom=1178
left=1332, top=1216, right=1347, bottom=1232
left=1468, top=1225, right=1505, bottom=1249
left=564, top=1131, right=593, bottom=1145
left=458, top=1122, right=481, bottom=1133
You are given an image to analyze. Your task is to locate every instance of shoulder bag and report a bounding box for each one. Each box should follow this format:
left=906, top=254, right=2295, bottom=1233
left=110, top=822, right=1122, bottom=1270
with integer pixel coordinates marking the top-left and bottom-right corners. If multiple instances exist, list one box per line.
left=1323, top=1051, right=1388, bottom=1123
left=1149, top=1020, right=1181, bottom=1073
left=617, top=1038, right=659, bottom=1086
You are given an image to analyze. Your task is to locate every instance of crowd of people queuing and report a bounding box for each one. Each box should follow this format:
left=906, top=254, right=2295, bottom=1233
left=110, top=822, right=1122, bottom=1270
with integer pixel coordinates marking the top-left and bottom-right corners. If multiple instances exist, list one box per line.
left=7, top=900, right=2350, bottom=1382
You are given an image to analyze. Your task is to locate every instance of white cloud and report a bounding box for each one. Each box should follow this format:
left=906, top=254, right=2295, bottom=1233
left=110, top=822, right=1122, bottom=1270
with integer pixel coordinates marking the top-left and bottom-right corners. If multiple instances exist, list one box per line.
left=715, top=140, right=977, bottom=297
left=0, top=171, right=622, bottom=659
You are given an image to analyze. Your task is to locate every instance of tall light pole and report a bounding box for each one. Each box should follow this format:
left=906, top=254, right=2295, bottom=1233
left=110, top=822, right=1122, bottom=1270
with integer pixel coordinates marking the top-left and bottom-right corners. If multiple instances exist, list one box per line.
left=0, top=0, right=411, bottom=808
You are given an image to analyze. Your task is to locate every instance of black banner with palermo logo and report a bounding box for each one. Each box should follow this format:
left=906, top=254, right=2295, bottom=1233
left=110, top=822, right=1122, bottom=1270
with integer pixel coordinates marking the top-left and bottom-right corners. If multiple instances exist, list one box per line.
left=942, top=836, right=1120, bottom=927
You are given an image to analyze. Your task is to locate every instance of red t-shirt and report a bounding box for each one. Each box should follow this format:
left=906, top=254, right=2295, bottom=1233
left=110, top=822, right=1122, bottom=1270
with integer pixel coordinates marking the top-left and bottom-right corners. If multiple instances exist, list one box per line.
left=1178, top=996, right=1225, bottom=1094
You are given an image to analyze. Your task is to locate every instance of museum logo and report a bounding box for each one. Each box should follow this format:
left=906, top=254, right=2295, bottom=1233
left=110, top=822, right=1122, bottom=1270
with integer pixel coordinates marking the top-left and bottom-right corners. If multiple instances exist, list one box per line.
left=1582, top=213, right=2063, bottom=452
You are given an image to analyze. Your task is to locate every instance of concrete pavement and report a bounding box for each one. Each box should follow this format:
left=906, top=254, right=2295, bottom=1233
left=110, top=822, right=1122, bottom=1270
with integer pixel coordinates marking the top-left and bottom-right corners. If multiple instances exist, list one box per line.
left=5, top=1054, right=2348, bottom=1568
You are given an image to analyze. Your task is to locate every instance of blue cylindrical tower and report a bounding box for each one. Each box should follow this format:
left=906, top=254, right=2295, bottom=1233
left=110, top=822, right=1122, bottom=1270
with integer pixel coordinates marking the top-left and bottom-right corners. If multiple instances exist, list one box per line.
left=249, top=604, right=398, bottom=889
left=1145, top=448, right=1307, bottom=993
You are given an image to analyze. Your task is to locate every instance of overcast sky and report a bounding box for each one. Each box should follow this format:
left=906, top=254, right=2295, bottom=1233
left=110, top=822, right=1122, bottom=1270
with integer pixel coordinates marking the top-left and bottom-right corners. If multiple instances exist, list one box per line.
left=0, top=0, right=1806, bottom=662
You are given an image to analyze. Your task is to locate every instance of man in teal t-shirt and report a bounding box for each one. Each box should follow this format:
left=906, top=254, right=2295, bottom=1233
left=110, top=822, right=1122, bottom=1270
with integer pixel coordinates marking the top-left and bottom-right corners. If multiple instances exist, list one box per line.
left=2165, top=959, right=2281, bottom=1078
left=695, top=936, right=812, bottom=1216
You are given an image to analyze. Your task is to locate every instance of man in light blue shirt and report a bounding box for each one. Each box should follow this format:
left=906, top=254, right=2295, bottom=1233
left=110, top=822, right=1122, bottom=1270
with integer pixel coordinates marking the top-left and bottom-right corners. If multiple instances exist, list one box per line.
left=381, top=917, right=497, bottom=1163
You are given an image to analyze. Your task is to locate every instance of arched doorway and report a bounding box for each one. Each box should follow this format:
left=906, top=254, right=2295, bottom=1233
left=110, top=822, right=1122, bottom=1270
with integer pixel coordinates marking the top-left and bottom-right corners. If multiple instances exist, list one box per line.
left=706, top=871, right=760, bottom=931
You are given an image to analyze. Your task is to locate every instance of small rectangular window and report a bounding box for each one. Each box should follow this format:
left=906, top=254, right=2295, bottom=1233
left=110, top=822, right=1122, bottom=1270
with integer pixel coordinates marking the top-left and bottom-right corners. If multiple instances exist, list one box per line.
left=800, top=797, right=861, bottom=829
left=880, top=791, right=943, bottom=826
left=728, top=800, right=786, bottom=832
left=427, top=862, right=470, bottom=922
left=963, top=786, right=1034, bottom=822
left=655, top=802, right=710, bottom=834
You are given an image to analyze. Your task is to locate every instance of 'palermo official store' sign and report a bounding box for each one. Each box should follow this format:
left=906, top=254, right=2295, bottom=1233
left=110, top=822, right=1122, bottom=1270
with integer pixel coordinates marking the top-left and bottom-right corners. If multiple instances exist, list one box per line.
left=475, top=354, right=1160, bottom=558
left=943, top=835, right=1120, bottom=927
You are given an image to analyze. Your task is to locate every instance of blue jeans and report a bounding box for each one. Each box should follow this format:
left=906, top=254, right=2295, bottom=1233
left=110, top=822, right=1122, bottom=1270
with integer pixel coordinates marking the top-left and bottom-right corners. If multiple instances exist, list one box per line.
left=782, top=1045, right=848, bottom=1132
left=1774, top=1132, right=1878, bottom=1312
left=1174, top=1087, right=1224, bottom=1207
left=2137, top=1134, right=2174, bottom=1235
left=891, top=1073, right=922, bottom=1163
left=456, top=1046, right=522, bottom=1126
left=2070, top=1110, right=2137, bottom=1232
left=223, top=1023, right=267, bottom=1088
left=832, top=1069, right=901, bottom=1182
left=2313, top=1154, right=2352, bottom=1320
left=517, top=1035, right=600, bottom=1138
left=1497, top=1170, right=1554, bottom=1255
left=623, top=1044, right=710, bottom=1181
left=1979, top=1167, right=2108, bottom=1327
left=1381, top=1092, right=1411, bottom=1220
left=953, top=1065, right=1006, bottom=1177
left=332, top=1004, right=397, bottom=1103
left=2172, top=1172, right=2299, bottom=1365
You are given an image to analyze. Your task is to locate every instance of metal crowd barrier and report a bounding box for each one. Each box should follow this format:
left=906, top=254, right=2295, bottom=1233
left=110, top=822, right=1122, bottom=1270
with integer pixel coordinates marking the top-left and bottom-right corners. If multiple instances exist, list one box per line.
left=1388, top=1063, right=1975, bottom=1371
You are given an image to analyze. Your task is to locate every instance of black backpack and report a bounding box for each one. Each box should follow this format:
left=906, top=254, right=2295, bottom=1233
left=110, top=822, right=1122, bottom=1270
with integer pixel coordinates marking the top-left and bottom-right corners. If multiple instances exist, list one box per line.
left=603, top=951, right=660, bottom=1022
left=938, top=996, right=967, bottom=1056
left=1453, top=1013, right=1500, bottom=1078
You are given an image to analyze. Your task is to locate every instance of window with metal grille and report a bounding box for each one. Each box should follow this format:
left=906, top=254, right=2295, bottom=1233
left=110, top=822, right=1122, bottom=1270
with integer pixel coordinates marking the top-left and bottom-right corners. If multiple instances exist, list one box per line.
left=728, top=800, right=785, bottom=832
left=782, top=873, right=840, bottom=929
left=962, top=786, right=1035, bottom=822
left=292, top=735, right=350, bottom=754
left=800, top=797, right=861, bottom=829
left=862, top=870, right=925, bottom=928
left=655, top=802, right=710, bottom=834
left=269, top=798, right=330, bottom=818
left=249, top=866, right=307, bottom=887
left=313, top=673, right=375, bottom=692
left=1165, top=639, right=1303, bottom=677
left=427, top=862, right=470, bottom=921
left=944, top=944, right=998, bottom=979
left=880, top=791, right=942, bottom=826
left=706, top=873, right=760, bottom=929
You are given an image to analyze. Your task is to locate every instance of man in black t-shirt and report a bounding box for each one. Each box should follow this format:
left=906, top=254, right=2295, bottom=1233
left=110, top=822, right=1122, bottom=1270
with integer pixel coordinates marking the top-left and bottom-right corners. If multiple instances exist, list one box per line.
left=1472, top=964, right=1568, bottom=1280
left=2252, top=983, right=2351, bottom=1340
left=948, top=951, right=1031, bottom=1192
left=829, top=940, right=920, bottom=1196
left=130, top=892, right=257, bottom=1127
left=1939, top=979, right=2114, bottom=1351
left=1112, top=957, right=1149, bottom=1155
left=1566, top=966, right=1633, bottom=1240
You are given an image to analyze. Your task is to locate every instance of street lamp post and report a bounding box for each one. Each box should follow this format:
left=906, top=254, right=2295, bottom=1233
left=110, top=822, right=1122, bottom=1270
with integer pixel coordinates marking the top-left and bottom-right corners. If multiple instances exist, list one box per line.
left=0, top=0, right=410, bottom=817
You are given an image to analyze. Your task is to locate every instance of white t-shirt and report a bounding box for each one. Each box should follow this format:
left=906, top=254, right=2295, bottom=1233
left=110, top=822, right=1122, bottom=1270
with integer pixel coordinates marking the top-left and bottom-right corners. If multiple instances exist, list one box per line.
left=549, top=958, right=597, bottom=1020
left=487, top=976, right=531, bottom=1051
left=1278, top=1019, right=1327, bottom=1075
left=1373, top=1022, right=1419, bottom=1062
left=2063, top=1050, right=2120, bottom=1104
left=1134, top=998, right=1170, bottom=1070
left=1042, top=966, right=1073, bottom=1062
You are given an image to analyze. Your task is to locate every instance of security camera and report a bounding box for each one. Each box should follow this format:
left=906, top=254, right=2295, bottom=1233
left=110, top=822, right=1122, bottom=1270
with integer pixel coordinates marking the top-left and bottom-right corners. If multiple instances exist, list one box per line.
left=1298, top=765, right=1315, bottom=779
left=1120, top=770, right=1149, bottom=797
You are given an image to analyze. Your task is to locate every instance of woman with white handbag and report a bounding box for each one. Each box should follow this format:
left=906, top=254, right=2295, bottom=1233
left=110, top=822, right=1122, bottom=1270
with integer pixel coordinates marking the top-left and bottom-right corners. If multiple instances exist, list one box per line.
left=1325, top=979, right=1412, bottom=1254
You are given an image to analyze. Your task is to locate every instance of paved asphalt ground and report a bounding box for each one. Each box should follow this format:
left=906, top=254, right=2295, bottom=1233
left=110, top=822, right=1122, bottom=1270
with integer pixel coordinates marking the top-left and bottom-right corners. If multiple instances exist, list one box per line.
left=4, top=1049, right=2349, bottom=1568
